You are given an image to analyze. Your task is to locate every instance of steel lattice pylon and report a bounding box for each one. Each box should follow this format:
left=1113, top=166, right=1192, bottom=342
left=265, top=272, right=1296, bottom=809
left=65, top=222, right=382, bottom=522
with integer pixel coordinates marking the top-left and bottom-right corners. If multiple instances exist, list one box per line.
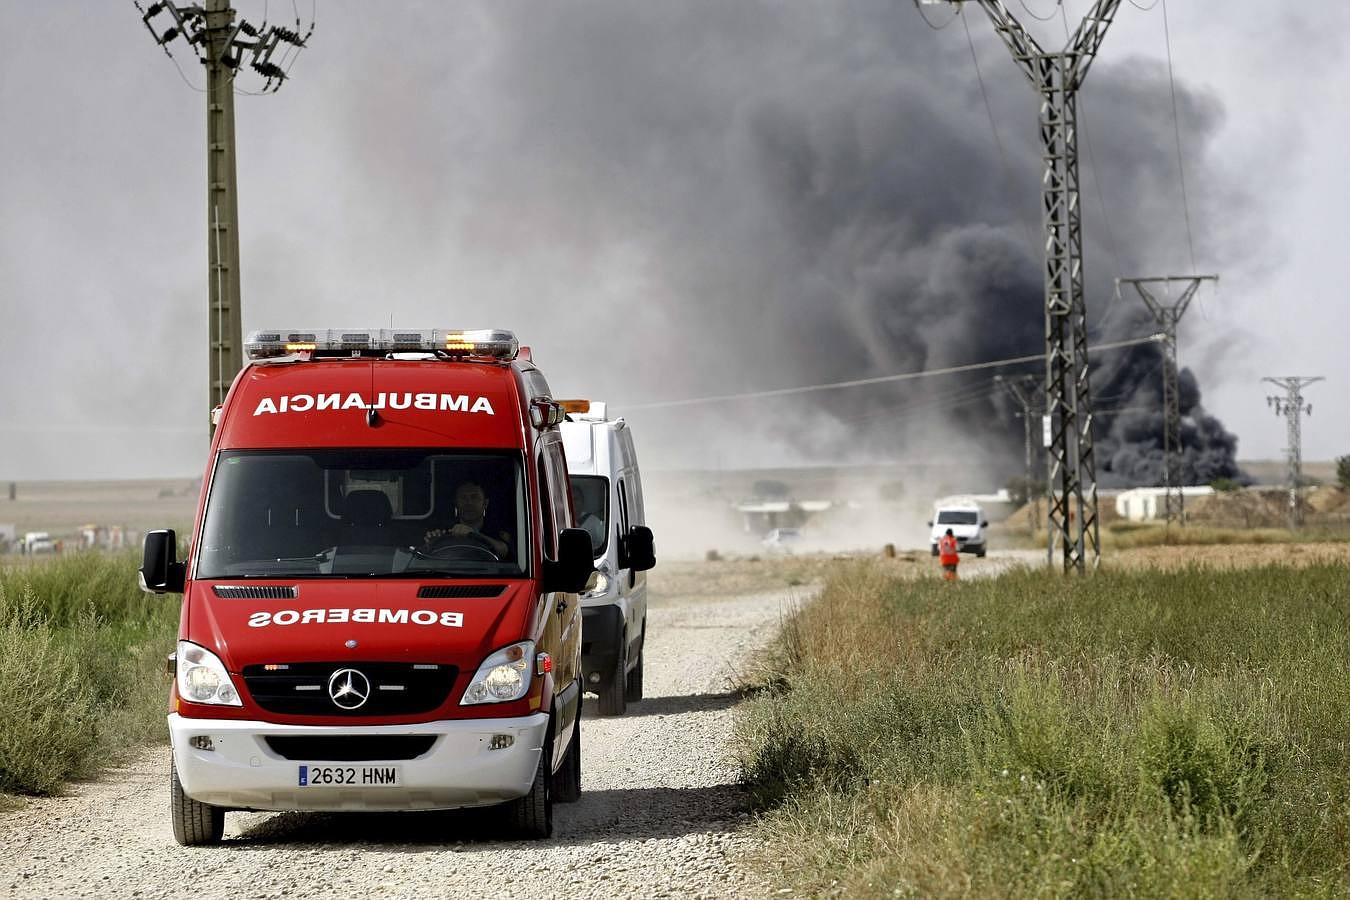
left=1117, top=276, right=1218, bottom=525
left=1264, top=376, right=1323, bottom=530
left=946, top=0, right=1123, bottom=572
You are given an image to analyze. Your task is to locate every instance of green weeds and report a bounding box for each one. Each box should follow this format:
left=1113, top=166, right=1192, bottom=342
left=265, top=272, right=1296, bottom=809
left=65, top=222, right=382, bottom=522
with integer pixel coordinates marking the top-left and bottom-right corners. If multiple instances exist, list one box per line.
left=737, top=563, right=1350, bottom=896
left=0, top=553, right=177, bottom=798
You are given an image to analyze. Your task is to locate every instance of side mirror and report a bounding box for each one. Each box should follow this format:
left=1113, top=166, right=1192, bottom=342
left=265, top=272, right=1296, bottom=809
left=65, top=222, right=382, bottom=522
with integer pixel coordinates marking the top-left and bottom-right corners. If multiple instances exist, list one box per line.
left=981, top=520, right=989, bottom=528
left=926, top=521, right=933, bottom=528
left=544, top=528, right=595, bottom=594
left=140, top=529, right=186, bottom=594
left=619, top=525, right=656, bottom=572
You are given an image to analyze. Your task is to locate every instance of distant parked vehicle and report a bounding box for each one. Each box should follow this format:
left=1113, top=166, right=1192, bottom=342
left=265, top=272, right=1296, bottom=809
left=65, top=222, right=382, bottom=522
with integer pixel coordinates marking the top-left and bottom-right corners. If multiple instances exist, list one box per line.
left=21, top=531, right=57, bottom=555
left=761, top=527, right=802, bottom=553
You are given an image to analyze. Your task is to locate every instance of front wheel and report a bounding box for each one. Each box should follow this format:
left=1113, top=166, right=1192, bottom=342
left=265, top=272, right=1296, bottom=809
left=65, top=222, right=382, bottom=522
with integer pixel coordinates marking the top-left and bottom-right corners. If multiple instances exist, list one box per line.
left=596, top=633, right=627, bottom=716
left=624, top=634, right=644, bottom=704
left=506, top=730, right=553, bottom=838
left=171, top=761, right=224, bottom=846
left=976, top=547, right=987, bottom=558
left=552, top=700, right=582, bottom=803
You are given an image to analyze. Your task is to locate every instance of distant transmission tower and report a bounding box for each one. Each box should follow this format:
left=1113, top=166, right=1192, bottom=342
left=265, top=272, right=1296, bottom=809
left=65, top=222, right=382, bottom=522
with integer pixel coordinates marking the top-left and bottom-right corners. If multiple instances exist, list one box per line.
left=917, top=0, right=1124, bottom=573
left=135, top=0, right=312, bottom=424
left=1117, top=275, right=1218, bottom=525
left=1264, top=376, right=1323, bottom=529
left=995, top=374, right=1043, bottom=535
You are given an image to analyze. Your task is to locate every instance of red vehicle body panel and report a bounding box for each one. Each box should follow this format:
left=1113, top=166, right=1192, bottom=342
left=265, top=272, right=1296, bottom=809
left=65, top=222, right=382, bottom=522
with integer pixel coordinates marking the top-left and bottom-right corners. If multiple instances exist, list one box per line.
left=215, top=360, right=527, bottom=450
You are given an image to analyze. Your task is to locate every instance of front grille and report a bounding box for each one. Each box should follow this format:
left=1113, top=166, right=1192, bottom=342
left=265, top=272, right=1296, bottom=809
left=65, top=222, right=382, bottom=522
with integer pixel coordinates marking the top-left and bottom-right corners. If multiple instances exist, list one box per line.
left=214, top=585, right=298, bottom=599
left=264, top=735, right=437, bottom=761
left=417, top=584, right=505, bottom=599
left=242, top=662, right=457, bottom=716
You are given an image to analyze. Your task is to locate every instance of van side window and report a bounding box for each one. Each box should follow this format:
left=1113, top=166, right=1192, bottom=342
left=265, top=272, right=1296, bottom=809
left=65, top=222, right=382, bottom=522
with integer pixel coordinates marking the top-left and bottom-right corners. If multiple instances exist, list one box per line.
left=537, top=456, right=556, bottom=561
left=617, top=478, right=637, bottom=587
left=617, top=480, right=631, bottom=536
left=545, top=442, right=571, bottom=539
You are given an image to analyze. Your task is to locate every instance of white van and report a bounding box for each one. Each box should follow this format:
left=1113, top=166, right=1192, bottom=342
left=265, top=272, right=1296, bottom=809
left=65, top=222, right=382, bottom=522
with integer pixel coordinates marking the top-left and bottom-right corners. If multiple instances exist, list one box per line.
left=560, top=401, right=653, bottom=716
left=928, top=500, right=988, bottom=558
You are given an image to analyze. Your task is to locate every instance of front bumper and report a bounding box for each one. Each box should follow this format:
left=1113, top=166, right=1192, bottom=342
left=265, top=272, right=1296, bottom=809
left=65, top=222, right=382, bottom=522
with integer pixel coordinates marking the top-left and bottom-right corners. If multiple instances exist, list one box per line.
left=168, top=712, right=549, bottom=812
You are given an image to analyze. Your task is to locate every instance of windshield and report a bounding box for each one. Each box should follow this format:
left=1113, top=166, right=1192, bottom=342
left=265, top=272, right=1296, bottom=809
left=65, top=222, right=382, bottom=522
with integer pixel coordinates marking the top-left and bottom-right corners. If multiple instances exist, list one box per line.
left=569, top=475, right=608, bottom=557
left=196, top=449, right=528, bottom=578
left=936, top=510, right=979, bottom=526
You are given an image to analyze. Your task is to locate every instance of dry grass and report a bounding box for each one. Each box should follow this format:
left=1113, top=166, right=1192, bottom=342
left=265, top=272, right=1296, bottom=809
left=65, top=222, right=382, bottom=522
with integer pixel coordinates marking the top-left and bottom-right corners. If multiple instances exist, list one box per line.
left=1108, top=541, right=1350, bottom=571
left=736, top=561, right=1350, bottom=897
left=647, top=551, right=921, bottom=601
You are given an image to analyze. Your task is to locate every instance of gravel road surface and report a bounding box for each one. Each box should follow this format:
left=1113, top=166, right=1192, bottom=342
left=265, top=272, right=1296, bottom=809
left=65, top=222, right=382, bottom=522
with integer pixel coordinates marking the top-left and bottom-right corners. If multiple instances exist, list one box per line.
left=0, top=587, right=804, bottom=899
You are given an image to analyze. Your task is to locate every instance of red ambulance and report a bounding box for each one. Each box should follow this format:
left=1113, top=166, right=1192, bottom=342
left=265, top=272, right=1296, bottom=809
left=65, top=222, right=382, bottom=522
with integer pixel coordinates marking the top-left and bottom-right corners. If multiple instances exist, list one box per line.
left=140, top=329, right=651, bottom=844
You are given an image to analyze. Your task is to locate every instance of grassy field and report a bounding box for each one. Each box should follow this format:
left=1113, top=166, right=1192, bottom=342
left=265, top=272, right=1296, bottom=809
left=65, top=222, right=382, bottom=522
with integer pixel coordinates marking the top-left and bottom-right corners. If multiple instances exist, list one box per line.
left=0, top=552, right=177, bottom=799
left=736, top=561, right=1350, bottom=897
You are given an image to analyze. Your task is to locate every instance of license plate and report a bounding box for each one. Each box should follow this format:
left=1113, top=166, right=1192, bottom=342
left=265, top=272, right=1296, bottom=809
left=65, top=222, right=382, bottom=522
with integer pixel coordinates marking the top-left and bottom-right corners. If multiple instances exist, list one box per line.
left=298, top=765, right=402, bottom=787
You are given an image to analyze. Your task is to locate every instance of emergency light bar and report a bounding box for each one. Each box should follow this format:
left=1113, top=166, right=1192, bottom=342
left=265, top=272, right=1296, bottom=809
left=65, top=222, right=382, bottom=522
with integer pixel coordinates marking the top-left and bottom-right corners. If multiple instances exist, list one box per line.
left=244, top=329, right=519, bottom=361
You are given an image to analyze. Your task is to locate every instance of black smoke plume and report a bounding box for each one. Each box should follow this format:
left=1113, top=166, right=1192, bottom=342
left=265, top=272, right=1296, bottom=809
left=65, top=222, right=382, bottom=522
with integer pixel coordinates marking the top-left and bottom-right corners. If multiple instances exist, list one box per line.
left=259, top=3, right=1255, bottom=481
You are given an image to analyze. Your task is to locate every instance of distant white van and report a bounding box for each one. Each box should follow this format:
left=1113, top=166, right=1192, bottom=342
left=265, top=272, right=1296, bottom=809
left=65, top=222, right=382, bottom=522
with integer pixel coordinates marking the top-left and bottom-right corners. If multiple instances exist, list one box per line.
left=560, top=401, right=654, bottom=716
left=761, top=527, right=802, bottom=553
left=22, top=531, right=57, bottom=555
left=928, top=501, right=988, bottom=558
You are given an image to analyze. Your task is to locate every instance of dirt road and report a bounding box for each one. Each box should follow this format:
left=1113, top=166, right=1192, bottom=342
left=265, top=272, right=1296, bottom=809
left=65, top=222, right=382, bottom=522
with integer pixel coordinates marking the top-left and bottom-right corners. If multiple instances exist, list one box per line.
left=0, top=587, right=804, bottom=899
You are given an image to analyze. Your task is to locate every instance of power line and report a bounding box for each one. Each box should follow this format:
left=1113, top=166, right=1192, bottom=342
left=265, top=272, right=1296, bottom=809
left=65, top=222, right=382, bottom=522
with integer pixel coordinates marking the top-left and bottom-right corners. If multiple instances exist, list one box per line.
left=625, top=334, right=1162, bottom=411
left=916, top=1, right=960, bottom=29
left=833, top=380, right=1003, bottom=427
left=961, top=13, right=1039, bottom=256
left=1017, top=0, right=1060, bottom=22
left=1161, top=0, right=1198, bottom=271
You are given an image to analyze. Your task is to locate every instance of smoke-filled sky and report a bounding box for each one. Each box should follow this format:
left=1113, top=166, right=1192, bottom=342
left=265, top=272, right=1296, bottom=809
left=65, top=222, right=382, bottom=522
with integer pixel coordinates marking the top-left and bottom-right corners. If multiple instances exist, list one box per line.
left=1, top=1, right=1346, bottom=481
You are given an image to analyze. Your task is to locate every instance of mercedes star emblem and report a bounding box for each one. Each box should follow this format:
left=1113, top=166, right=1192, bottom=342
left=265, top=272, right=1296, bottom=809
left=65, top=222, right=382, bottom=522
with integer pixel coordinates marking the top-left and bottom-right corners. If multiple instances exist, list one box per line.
left=327, top=667, right=372, bottom=710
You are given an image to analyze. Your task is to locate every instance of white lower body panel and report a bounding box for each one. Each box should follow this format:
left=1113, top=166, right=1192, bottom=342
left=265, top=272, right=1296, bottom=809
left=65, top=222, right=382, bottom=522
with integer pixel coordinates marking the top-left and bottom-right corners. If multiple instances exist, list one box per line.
left=168, top=712, right=549, bottom=812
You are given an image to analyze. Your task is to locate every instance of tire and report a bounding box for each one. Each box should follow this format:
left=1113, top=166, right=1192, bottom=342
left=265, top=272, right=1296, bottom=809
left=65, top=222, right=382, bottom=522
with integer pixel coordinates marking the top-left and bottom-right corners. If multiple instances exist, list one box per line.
left=596, top=632, right=627, bottom=716
left=506, top=727, right=554, bottom=838
left=930, top=544, right=939, bottom=557
left=976, top=547, right=987, bottom=558
left=552, top=699, right=582, bottom=804
left=624, top=633, right=644, bottom=704
left=171, top=760, right=224, bottom=846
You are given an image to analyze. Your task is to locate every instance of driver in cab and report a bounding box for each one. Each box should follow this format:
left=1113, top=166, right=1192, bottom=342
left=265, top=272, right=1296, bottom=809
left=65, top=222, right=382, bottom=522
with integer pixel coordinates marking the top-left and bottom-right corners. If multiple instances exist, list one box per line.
left=422, top=481, right=512, bottom=559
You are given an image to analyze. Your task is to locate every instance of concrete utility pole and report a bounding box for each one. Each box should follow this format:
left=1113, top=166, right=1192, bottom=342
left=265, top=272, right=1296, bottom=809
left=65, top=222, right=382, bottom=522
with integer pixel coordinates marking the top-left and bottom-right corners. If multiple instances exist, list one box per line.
left=918, top=0, right=1122, bottom=573
left=1117, top=275, right=1218, bottom=526
left=136, top=1, right=311, bottom=421
left=1264, top=376, right=1323, bottom=530
left=995, top=374, right=1043, bottom=535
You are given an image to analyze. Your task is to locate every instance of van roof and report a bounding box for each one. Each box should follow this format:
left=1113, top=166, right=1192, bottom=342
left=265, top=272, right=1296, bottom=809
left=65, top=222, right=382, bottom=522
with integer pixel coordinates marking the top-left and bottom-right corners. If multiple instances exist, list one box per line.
left=216, top=359, right=527, bottom=450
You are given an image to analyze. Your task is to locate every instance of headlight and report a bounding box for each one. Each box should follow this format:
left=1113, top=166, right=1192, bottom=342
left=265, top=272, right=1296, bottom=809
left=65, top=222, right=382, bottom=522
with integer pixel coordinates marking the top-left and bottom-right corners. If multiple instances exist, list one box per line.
left=176, top=640, right=242, bottom=706
left=580, top=571, right=611, bottom=599
left=461, top=640, right=534, bottom=705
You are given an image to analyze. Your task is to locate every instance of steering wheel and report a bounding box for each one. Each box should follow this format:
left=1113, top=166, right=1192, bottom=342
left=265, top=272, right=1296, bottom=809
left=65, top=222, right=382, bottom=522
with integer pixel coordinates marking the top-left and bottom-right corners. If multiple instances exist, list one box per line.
left=422, top=536, right=500, bottom=561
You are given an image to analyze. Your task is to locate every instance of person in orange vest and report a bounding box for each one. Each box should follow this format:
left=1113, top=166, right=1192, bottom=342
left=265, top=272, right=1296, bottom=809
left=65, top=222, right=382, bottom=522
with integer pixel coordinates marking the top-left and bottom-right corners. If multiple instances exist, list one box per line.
left=938, top=528, right=960, bottom=581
